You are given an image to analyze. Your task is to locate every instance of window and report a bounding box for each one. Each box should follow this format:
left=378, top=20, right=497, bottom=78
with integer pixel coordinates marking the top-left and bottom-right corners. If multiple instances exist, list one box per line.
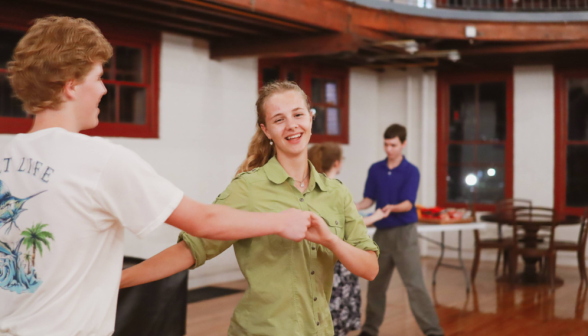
left=555, top=69, right=588, bottom=215
left=259, top=59, right=349, bottom=144
left=437, top=72, right=513, bottom=210
left=0, top=20, right=160, bottom=138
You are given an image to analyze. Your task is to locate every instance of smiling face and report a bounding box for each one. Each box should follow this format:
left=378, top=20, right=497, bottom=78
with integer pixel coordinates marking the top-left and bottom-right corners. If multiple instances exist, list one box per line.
left=69, top=62, right=107, bottom=131
left=260, top=90, right=313, bottom=159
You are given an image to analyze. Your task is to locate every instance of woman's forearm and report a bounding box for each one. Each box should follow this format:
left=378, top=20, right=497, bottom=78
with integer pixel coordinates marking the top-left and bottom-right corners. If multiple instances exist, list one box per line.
left=120, top=241, right=195, bottom=289
left=324, top=236, right=378, bottom=281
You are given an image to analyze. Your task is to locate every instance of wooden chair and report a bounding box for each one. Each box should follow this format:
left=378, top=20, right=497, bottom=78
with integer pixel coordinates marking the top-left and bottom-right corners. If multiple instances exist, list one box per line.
left=471, top=199, right=531, bottom=283
left=553, top=208, right=588, bottom=283
left=509, top=207, right=558, bottom=289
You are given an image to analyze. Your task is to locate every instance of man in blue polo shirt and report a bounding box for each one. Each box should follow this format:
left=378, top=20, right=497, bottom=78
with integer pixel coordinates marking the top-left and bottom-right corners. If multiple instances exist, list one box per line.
left=358, top=124, right=443, bottom=336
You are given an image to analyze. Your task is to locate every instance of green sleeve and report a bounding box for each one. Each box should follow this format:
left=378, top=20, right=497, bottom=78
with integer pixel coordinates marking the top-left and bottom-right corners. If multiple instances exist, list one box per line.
left=177, top=177, right=250, bottom=269
left=341, top=185, right=380, bottom=258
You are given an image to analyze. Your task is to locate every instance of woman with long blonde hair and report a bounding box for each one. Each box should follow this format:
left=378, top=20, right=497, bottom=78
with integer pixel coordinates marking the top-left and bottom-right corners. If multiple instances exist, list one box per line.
left=120, top=81, right=379, bottom=335
left=309, top=143, right=390, bottom=336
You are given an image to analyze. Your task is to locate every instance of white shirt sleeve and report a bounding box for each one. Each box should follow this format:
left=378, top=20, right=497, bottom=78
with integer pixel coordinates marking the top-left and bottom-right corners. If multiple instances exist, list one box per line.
left=93, top=145, right=184, bottom=238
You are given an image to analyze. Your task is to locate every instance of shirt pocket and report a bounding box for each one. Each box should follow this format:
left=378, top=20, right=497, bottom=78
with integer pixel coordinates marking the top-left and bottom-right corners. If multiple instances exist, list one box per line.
left=324, top=215, right=345, bottom=240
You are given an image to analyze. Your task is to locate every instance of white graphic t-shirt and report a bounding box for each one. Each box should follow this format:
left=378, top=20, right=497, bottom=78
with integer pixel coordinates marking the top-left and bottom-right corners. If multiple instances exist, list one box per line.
left=0, top=128, right=184, bottom=336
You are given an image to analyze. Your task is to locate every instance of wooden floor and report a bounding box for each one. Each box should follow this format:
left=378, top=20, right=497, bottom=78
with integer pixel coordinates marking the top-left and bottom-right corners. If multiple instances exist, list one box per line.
left=187, top=257, right=588, bottom=336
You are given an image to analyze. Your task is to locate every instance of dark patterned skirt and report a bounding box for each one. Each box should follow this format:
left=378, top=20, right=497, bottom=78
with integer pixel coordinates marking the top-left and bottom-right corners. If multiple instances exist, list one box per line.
left=330, top=261, right=361, bottom=336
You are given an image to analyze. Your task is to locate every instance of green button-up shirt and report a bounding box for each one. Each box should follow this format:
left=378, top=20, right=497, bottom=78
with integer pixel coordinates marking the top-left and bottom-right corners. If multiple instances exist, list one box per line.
left=179, top=157, right=379, bottom=336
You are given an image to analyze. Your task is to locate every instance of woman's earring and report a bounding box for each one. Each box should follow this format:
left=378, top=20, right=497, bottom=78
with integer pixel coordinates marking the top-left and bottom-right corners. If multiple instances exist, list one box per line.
left=269, top=139, right=273, bottom=145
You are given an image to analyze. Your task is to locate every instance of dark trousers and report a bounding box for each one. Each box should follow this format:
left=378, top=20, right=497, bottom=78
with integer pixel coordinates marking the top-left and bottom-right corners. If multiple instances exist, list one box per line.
left=362, top=224, right=444, bottom=336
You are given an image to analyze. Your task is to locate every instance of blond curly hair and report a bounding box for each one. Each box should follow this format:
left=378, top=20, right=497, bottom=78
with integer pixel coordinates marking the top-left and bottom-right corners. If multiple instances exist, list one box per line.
left=8, top=16, right=113, bottom=114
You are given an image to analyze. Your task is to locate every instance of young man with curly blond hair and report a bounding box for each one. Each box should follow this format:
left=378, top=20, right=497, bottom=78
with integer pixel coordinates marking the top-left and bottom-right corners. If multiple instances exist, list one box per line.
left=0, top=16, right=311, bottom=336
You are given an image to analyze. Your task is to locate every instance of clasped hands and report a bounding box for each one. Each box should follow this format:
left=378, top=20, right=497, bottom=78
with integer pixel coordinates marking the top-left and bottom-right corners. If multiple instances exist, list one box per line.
left=277, top=209, right=337, bottom=247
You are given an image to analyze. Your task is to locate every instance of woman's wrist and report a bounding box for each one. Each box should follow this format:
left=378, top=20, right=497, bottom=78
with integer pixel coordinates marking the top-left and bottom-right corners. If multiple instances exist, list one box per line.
left=323, top=232, right=340, bottom=250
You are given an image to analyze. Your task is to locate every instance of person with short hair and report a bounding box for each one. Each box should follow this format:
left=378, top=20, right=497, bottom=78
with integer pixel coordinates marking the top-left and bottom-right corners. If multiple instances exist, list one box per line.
left=357, top=124, right=444, bottom=336
left=120, top=81, right=380, bottom=336
left=0, top=17, right=311, bottom=336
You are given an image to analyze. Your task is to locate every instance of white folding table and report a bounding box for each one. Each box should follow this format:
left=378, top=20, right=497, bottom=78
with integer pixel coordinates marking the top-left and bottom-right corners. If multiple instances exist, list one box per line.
left=366, top=222, right=487, bottom=292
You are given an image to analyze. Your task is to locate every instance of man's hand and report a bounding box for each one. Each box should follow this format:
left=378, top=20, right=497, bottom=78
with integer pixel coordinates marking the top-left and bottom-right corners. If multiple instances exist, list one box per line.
left=383, top=200, right=413, bottom=214
left=276, top=209, right=312, bottom=242
left=372, top=208, right=391, bottom=222
left=305, top=212, right=337, bottom=248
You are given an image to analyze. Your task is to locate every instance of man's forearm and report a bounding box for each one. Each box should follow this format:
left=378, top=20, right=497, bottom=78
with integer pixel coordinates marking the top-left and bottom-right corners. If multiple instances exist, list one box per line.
left=167, top=197, right=286, bottom=240
left=385, top=200, right=413, bottom=213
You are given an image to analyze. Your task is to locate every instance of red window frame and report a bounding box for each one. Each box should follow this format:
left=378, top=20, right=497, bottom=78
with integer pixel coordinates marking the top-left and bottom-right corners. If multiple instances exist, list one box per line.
left=0, top=13, right=160, bottom=138
left=436, top=71, right=514, bottom=211
left=258, top=59, right=349, bottom=144
left=554, top=69, right=588, bottom=216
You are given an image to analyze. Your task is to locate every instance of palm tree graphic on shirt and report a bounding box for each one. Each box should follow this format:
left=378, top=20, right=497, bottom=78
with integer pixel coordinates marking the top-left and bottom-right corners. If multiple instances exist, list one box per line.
left=21, top=223, right=54, bottom=268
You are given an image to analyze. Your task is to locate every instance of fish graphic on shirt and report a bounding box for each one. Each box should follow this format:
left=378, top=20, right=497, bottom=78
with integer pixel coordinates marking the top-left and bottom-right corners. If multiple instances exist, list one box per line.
left=0, top=180, right=46, bottom=234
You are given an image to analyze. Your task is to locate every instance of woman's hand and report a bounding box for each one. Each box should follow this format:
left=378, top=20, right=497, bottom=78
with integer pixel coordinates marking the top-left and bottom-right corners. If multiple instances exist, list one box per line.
left=364, top=208, right=392, bottom=226
left=305, top=212, right=337, bottom=247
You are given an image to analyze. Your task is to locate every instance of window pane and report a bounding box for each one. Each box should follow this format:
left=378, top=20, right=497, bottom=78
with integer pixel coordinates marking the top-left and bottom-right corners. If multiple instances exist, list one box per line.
left=311, top=78, right=323, bottom=104
left=566, top=145, right=588, bottom=207
left=98, top=84, right=116, bottom=123
left=311, top=78, right=338, bottom=105
left=262, top=67, right=279, bottom=86
left=447, top=166, right=505, bottom=204
left=476, top=166, right=506, bottom=204
left=479, top=82, right=507, bottom=141
left=448, top=144, right=474, bottom=165
left=115, top=46, right=143, bottom=83
left=477, top=144, right=505, bottom=164
left=567, top=78, right=588, bottom=141
left=449, top=84, right=476, bottom=141
left=312, top=106, right=326, bottom=135
left=119, top=86, right=146, bottom=124
left=326, top=107, right=340, bottom=135
left=0, top=29, right=23, bottom=69
left=0, top=73, right=26, bottom=118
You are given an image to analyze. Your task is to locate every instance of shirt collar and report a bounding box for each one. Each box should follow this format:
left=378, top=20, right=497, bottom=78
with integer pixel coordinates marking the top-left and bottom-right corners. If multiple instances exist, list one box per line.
left=264, top=156, right=329, bottom=192
left=381, top=155, right=406, bottom=171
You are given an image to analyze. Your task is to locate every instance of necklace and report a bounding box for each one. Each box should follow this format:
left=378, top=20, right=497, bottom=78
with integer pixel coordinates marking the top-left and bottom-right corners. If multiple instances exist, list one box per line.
left=293, top=171, right=309, bottom=188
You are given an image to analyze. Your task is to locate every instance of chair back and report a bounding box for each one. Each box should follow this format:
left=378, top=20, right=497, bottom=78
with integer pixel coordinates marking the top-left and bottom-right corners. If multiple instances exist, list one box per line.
left=579, top=208, right=588, bottom=249
left=496, top=198, right=532, bottom=224
left=511, top=206, right=557, bottom=253
left=495, top=199, right=532, bottom=240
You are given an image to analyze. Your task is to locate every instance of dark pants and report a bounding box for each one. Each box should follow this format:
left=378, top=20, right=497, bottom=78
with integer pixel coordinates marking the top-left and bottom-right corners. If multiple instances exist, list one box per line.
left=362, top=224, right=444, bottom=336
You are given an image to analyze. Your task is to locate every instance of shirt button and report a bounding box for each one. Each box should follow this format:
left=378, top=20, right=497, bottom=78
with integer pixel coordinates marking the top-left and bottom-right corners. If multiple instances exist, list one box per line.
left=312, top=246, right=316, bottom=250
left=335, top=221, right=339, bottom=225
left=311, top=271, right=315, bottom=275
left=388, top=171, right=392, bottom=175
left=317, top=322, right=320, bottom=326
left=314, top=297, right=317, bottom=301
left=300, top=198, right=304, bottom=202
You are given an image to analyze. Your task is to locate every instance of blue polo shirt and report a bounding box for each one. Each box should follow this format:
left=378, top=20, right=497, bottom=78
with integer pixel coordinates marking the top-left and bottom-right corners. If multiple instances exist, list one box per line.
left=363, top=156, right=420, bottom=229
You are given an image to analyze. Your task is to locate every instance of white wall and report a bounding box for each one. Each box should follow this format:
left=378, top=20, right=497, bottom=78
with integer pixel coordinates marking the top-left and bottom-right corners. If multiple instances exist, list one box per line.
left=513, top=65, right=555, bottom=207
left=338, top=68, right=380, bottom=199
left=125, top=33, right=259, bottom=287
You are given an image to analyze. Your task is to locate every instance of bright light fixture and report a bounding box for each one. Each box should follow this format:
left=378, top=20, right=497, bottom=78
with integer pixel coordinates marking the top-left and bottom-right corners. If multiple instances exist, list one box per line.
left=465, top=173, right=478, bottom=186
left=487, top=168, right=496, bottom=177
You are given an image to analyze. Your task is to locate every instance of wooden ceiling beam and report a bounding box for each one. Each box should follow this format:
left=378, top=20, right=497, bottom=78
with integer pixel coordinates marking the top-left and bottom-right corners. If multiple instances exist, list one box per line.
left=148, top=0, right=318, bottom=34
left=83, top=0, right=270, bottom=36
left=210, top=33, right=364, bottom=59
left=34, top=0, right=234, bottom=37
left=195, top=0, right=349, bottom=32
left=177, top=0, right=322, bottom=32
left=461, top=41, right=588, bottom=55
